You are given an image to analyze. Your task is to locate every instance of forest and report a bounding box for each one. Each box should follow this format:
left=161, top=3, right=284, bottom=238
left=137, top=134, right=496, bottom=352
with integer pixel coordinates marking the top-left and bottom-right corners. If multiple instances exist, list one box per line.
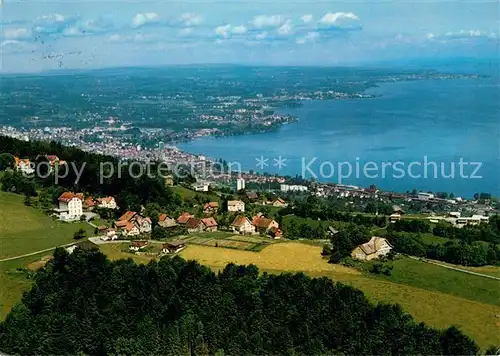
left=0, top=135, right=179, bottom=212
left=0, top=247, right=481, bottom=356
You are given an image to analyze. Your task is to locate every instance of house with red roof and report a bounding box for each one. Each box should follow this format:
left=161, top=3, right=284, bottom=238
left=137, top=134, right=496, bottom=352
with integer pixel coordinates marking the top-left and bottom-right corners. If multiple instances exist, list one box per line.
left=201, top=217, right=218, bottom=232
left=115, top=211, right=152, bottom=235
left=55, top=192, right=84, bottom=221
left=252, top=213, right=280, bottom=238
left=96, top=196, right=118, bottom=209
left=230, top=216, right=255, bottom=234
left=186, top=218, right=204, bottom=233
left=177, top=212, right=195, bottom=224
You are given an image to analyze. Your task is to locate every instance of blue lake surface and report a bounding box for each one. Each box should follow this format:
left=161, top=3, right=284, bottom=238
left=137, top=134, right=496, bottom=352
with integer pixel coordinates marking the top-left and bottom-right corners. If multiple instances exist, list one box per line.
left=180, top=75, right=500, bottom=198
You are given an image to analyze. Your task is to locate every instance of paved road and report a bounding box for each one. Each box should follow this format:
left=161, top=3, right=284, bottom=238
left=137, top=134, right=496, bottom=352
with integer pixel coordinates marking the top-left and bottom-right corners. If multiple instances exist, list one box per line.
left=0, top=241, right=78, bottom=262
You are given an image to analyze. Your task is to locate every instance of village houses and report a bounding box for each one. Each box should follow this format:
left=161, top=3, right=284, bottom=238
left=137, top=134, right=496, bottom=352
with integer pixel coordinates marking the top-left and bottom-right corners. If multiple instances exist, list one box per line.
left=227, top=200, right=245, bottom=212
left=351, top=237, right=393, bottom=261
left=115, top=211, right=152, bottom=236
left=13, top=156, right=34, bottom=175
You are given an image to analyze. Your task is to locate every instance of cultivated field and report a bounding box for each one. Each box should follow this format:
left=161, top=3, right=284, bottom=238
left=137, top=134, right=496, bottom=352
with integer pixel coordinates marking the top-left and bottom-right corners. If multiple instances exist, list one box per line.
left=179, top=243, right=500, bottom=350
left=0, top=192, right=94, bottom=259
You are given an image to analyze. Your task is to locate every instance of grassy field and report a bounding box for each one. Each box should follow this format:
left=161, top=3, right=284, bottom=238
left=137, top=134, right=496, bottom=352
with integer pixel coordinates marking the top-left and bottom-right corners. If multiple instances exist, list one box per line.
left=171, top=185, right=220, bottom=202
left=371, top=258, right=500, bottom=306
left=0, top=192, right=94, bottom=259
left=178, top=243, right=500, bottom=350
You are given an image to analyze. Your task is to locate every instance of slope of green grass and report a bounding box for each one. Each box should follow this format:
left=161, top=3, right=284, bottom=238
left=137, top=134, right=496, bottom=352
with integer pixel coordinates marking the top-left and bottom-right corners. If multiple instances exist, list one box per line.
left=369, top=257, right=500, bottom=306
left=0, top=191, right=93, bottom=259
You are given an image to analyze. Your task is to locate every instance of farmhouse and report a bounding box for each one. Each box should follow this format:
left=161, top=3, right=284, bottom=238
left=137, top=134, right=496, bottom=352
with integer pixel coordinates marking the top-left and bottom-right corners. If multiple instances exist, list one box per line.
left=201, top=217, right=218, bottom=232
left=204, top=202, right=219, bottom=214
left=227, top=200, right=245, bottom=212
left=272, top=198, right=288, bottom=207
left=115, top=211, right=152, bottom=235
left=162, top=241, right=186, bottom=254
left=231, top=216, right=256, bottom=234
left=392, top=205, right=405, bottom=214
left=96, top=196, right=118, bottom=209
left=351, top=237, right=393, bottom=261
left=159, top=214, right=178, bottom=228
left=55, top=192, right=84, bottom=221
left=186, top=218, right=204, bottom=233
left=177, top=212, right=195, bottom=224
left=252, top=214, right=280, bottom=234
left=129, top=241, right=149, bottom=251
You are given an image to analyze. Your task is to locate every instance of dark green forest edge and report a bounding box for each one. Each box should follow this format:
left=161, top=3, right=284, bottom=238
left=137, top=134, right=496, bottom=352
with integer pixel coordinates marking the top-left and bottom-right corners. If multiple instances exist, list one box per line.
left=0, top=248, right=485, bottom=356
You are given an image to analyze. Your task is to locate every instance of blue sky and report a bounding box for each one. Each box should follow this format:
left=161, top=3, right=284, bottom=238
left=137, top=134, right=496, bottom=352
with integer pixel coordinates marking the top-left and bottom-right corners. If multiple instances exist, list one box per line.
left=0, top=0, right=498, bottom=72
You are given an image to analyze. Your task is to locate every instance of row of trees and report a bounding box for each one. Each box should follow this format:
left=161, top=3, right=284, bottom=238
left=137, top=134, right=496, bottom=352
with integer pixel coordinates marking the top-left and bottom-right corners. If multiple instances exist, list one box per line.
left=387, top=232, right=500, bottom=267
left=289, top=196, right=387, bottom=227
left=0, top=248, right=482, bottom=355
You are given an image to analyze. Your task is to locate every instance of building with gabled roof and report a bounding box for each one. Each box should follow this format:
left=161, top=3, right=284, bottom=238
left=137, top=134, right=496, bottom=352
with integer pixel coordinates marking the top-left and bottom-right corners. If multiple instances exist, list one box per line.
left=201, top=217, right=218, bottom=232
left=351, top=237, right=393, bottom=261
left=55, top=192, right=84, bottom=221
left=227, top=200, right=245, bottom=212
left=231, top=216, right=255, bottom=234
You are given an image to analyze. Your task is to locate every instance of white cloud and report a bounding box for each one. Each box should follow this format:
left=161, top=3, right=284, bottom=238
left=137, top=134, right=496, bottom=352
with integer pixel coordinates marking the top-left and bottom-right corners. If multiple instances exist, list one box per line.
left=179, top=28, right=193, bottom=36
left=2, top=27, right=31, bottom=39
left=215, top=24, right=247, bottom=38
left=215, top=24, right=232, bottom=38
left=132, top=13, right=160, bottom=28
left=255, top=32, right=268, bottom=40
left=37, top=14, right=67, bottom=24
left=232, top=25, right=247, bottom=34
left=296, top=31, right=319, bottom=44
left=429, top=30, right=497, bottom=41
left=301, top=14, right=313, bottom=24
left=319, top=12, right=359, bottom=26
left=1, top=39, right=24, bottom=48
left=277, top=20, right=293, bottom=35
left=108, top=33, right=159, bottom=43
left=179, top=13, right=202, bottom=26
left=252, top=15, right=284, bottom=28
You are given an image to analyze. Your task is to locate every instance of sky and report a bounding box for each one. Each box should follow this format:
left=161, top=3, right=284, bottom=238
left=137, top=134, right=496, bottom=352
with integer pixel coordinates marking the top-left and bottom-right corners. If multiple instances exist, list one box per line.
left=0, top=0, right=499, bottom=72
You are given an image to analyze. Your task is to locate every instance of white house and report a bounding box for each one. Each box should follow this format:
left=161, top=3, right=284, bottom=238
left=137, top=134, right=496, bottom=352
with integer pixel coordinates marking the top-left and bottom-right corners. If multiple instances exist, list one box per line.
left=192, top=182, right=209, bottom=192
left=389, top=213, right=401, bottom=223
left=351, top=237, right=393, bottom=261
left=228, top=200, right=245, bottom=212
left=56, top=192, right=84, bottom=221
left=96, top=196, right=118, bottom=209
left=231, top=216, right=256, bottom=234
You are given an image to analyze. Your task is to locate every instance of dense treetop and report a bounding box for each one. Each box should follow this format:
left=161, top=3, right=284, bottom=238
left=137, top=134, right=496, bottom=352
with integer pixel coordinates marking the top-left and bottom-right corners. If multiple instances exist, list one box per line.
left=0, top=247, right=480, bottom=356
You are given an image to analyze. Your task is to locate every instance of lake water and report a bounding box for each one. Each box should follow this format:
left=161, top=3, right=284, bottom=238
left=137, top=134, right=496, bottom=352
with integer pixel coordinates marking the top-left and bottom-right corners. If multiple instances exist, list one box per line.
left=180, top=75, right=500, bottom=198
